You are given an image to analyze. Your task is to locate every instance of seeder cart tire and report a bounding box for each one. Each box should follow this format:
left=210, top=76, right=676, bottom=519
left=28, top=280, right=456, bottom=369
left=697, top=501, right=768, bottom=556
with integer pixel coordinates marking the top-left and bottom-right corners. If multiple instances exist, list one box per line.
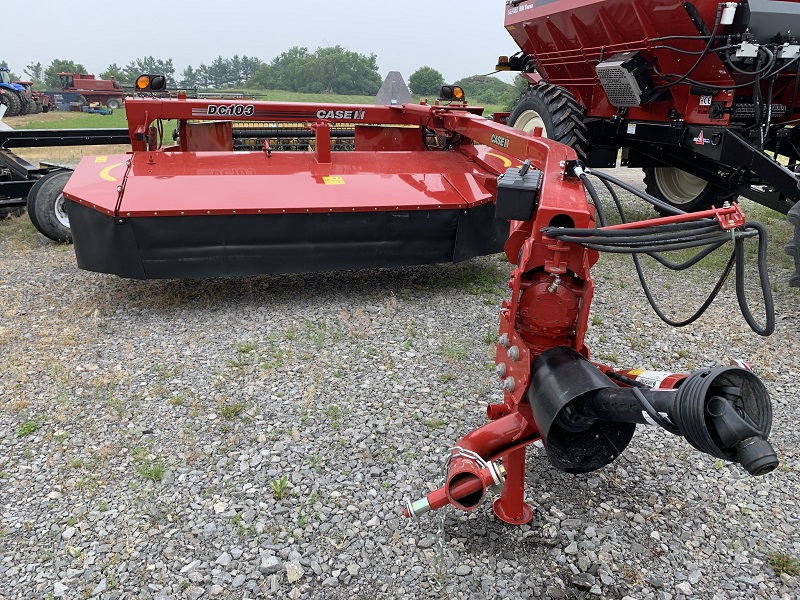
left=643, top=166, right=736, bottom=215
left=508, top=84, right=589, bottom=161
left=27, top=171, right=73, bottom=243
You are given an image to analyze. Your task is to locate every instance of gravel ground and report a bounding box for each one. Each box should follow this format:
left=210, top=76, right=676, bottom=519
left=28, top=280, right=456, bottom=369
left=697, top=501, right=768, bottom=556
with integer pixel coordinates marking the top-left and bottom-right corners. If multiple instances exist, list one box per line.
left=1, top=172, right=800, bottom=600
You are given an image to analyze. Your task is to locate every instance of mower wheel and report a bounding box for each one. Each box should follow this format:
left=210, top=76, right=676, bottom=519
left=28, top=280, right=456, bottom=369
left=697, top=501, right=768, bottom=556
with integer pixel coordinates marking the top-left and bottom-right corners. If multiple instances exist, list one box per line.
left=106, top=98, right=122, bottom=110
left=508, top=83, right=589, bottom=161
left=27, top=171, right=73, bottom=243
left=643, top=166, right=736, bottom=215
left=0, top=90, right=21, bottom=117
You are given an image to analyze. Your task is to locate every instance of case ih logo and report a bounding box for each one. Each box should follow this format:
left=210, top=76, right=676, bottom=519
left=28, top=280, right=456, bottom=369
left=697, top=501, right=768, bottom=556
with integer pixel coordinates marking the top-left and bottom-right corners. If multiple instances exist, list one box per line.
left=316, top=109, right=366, bottom=120
left=491, top=134, right=511, bottom=149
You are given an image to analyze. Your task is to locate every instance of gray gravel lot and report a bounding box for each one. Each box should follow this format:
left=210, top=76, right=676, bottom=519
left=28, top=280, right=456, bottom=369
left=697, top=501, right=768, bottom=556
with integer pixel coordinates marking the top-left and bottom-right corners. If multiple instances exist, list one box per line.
left=1, top=174, right=799, bottom=600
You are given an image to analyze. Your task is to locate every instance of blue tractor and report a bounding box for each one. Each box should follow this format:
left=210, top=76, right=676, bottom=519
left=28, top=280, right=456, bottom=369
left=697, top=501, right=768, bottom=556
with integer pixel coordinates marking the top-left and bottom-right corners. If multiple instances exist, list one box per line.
left=0, top=67, right=32, bottom=117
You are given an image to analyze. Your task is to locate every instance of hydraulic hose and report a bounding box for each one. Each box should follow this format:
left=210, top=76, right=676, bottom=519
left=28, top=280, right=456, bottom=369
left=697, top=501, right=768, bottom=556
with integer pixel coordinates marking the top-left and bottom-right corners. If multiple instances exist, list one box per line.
left=564, top=171, right=775, bottom=336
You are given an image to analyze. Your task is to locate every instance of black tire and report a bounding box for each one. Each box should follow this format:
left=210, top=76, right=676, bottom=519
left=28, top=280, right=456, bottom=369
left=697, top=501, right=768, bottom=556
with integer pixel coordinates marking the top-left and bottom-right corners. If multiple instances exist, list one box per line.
left=27, top=171, right=73, bottom=243
left=1, top=90, right=22, bottom=117
left=18, top=91, right=34, bottom=115
left=643, top=166, right=736, bottom=215
left=34, top=99, right=43, bottom=114
left=508, top=84, right=589, bottom=161
left=76, top=94, right=87, bottom=106
left=106, top=98, right=121, bottom=110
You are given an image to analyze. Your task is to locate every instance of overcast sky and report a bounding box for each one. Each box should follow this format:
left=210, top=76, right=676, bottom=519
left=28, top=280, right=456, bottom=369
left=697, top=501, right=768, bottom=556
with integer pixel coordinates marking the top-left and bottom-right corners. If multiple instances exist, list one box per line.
left=5, top=1, right=517, bottom=85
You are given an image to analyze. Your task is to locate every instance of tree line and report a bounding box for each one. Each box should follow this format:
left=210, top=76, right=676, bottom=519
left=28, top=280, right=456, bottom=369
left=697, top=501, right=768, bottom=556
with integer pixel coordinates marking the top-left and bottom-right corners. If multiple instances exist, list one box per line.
left=3, top=48, right=524, bottom=107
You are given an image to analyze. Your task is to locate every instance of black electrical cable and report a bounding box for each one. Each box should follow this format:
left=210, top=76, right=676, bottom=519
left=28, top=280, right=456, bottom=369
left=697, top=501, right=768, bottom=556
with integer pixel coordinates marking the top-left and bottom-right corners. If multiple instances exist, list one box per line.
left=578, top=173, right=607, bottom=227
left=653, top=4, right=723, bottom=92
left=632, top=387, right=681, bottom=435
left=587, top=169, right=686, bottom=215
left=725, top=46, right=775, bottom=76
left=604, top=370, right=649, bottom=388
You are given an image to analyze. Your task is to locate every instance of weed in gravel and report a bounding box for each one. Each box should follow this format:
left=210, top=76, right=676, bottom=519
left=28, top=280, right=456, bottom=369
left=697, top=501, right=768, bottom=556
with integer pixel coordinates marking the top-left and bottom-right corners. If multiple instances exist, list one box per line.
left=219, top=402, right=244, bottom=420
left=137, top=460, right=166, bottom=482
left=303, top=318, right=329, bottom=349
left=442, top=341, right=468, bottom=364
left=16, top=421, right=39, bottom=437
left=323, top=403, right=343, bottom=429
left=599, top=352, right=619, bottom=363
left=767, top=551, right=800, bottom=576
left=271, top=476, right=289, bottom=500
left=424, top=417, right=446, bottom=430
left=237, top=341, right=258, bottom=354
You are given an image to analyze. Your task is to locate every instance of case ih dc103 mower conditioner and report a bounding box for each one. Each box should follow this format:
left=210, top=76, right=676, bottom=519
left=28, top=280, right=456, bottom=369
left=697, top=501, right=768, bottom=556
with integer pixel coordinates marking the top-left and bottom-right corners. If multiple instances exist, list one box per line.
left=56, top=68, right=780, bottom=525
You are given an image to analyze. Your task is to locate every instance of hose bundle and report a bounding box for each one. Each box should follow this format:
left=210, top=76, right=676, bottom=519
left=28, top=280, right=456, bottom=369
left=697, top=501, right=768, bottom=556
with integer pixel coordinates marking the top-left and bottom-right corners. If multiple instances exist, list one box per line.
left=544, top=167, right=775, bottom=336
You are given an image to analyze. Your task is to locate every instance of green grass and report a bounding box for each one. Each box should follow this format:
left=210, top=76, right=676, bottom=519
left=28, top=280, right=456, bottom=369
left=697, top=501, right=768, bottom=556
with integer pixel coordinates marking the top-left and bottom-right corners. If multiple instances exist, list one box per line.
left=767, top=551, right=800, bottom=576
left=16, top=421, right=39, bottom=437
left=137, top=460, right=166, bottom=482
left=17, top=109, right=130, bottom=129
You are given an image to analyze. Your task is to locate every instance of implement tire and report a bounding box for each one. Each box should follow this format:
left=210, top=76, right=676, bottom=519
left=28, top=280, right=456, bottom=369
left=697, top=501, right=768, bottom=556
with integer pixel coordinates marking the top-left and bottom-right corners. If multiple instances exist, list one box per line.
left=643, top=166, right=736, bottom=215
left=27, top=171, right=73, bottom=243
left=508, top=83, right=589, bottom=161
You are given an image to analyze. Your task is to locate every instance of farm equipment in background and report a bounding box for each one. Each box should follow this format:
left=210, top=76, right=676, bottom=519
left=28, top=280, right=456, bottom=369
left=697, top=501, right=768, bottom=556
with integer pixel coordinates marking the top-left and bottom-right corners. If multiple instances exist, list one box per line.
left=497, top=0, right=800, bottom=286
left=0, top=68, right=35, bottom=117
left=58, top=75, right=778, bottom=528
left=15, top=81, right=52, bottom=114
left=0, top=127, right=129, bottom=230
left=57, top=73, right=126, bottom=109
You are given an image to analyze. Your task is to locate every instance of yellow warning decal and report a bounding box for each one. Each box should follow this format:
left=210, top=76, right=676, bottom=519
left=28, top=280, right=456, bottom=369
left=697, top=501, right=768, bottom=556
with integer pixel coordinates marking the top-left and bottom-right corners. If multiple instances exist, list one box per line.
left=627, top=369, right=646, bottom=376
left=99, top=163, right=124, bottom=182
left=323, top=176, right=345, bottom=185
left=94, top=156, right=108, bottom=163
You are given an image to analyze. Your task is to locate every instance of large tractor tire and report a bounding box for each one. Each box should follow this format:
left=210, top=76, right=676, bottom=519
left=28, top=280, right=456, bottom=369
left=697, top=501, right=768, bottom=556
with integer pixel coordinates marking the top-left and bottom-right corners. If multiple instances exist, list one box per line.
left=643, top=166, right=736, bottom=214
left=0, top=90, right=22, bottom=117
left=26, top=171, right=73, bottom=243
left=508, top=83, right=589, bottom=161
left=19, top=92, right=36, bottom=115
